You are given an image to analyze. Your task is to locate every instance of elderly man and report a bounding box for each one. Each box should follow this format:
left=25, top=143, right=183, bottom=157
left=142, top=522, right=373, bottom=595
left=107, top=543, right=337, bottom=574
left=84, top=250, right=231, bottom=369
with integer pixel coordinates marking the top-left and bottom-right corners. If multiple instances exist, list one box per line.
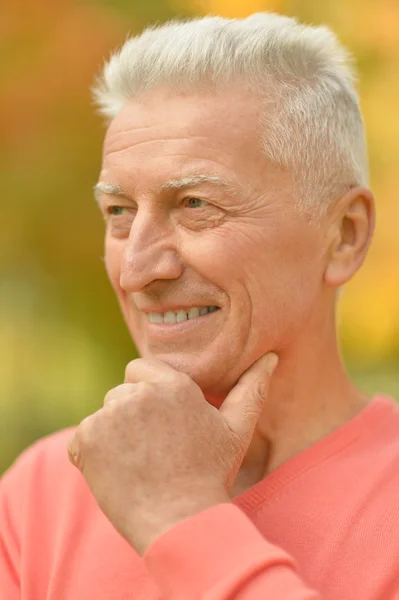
left=1, top=12, right=398, bottom=600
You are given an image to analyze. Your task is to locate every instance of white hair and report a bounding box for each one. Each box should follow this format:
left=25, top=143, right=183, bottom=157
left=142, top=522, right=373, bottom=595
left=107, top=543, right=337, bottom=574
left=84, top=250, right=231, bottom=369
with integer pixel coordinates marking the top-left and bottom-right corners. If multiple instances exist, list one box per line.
left=92, top=13, right=369, bottom=217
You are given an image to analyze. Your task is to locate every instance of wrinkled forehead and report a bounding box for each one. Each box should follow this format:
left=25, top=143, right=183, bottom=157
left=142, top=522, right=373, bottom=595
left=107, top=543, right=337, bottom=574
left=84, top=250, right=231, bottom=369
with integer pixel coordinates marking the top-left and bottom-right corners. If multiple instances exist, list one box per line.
left=100, top=86, right=294, bottom=205
left=102, top=86, right=264, bottom=158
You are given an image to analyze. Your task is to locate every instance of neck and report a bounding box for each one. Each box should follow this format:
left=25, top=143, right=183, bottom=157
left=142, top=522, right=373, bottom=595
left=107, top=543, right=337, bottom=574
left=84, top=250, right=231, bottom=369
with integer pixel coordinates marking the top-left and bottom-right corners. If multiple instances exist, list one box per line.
left=232, top=306, right=370, bottom=497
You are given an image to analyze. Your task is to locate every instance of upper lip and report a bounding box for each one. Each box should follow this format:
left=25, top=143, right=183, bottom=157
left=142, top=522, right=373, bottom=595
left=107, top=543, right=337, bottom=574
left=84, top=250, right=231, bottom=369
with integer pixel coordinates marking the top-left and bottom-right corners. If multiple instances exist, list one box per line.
left=137, top=304, right=219, bottom=314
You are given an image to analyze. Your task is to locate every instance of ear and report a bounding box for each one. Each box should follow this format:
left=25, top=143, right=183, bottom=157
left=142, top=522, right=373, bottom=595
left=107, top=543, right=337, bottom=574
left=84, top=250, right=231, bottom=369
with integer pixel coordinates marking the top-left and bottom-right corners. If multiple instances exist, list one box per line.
left=324, top=187, right=375, bottom=288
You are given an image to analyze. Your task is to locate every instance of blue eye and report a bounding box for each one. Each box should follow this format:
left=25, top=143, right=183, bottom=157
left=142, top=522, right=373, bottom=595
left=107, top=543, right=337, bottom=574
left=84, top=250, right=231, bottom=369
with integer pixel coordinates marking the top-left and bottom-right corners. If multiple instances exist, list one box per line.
left=187, top=198, right=207, bottom=208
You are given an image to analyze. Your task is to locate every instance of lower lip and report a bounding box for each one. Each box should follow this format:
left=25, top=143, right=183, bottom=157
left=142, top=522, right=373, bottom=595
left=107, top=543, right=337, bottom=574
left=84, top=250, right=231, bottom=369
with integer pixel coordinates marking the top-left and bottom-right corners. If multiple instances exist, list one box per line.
left=145, top=309, right=220, bottom=339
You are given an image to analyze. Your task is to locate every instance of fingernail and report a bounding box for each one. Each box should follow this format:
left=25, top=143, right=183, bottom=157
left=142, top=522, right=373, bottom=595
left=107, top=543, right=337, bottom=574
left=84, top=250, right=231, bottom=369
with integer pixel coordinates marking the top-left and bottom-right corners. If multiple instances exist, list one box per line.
left=266, top=353, right=278, bottom=376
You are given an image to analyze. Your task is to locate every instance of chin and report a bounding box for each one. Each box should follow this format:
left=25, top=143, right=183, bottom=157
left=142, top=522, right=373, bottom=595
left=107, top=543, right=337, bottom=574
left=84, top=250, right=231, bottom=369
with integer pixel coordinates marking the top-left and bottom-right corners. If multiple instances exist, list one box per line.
left=145, top=350, right=209, bottom=381
left=143, top=349, right=240, bottom=407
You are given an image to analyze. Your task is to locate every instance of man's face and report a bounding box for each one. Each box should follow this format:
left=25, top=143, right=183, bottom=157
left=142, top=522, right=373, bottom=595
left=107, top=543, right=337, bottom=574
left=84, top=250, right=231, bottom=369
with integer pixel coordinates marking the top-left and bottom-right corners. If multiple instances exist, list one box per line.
left=98, top=86, right=328, bottom=404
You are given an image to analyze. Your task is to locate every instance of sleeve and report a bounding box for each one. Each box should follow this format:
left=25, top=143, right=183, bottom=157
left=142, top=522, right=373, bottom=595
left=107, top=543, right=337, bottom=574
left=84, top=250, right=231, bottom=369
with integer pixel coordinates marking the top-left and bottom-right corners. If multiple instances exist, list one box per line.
left=0, top=472, right=21, bottom=599
left=144, top=503, right=321, bottom=600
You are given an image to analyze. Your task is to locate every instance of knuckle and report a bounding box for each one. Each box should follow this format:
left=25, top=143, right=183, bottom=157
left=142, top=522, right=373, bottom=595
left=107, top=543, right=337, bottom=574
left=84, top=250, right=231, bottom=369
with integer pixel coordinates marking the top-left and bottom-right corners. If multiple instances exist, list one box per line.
left=175, top=371, right=192, bottom=390
left=67, top=433, right=78, bottom=460
left=76, top=415, right=96, bottom=451
left=124, top=359, right=140, bottom=382
left=136, top=380, right=152, bottom=391
left=103, top=389, right=115, bottom=405
left=135, top=380, right=155, bottom=399
left=104, top=383, right=133, bottom=405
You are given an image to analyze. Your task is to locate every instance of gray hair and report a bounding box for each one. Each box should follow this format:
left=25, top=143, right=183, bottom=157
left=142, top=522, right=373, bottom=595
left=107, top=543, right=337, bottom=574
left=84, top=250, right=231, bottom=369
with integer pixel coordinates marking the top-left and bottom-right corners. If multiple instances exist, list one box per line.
left=92, top=13, right=369, bottom=217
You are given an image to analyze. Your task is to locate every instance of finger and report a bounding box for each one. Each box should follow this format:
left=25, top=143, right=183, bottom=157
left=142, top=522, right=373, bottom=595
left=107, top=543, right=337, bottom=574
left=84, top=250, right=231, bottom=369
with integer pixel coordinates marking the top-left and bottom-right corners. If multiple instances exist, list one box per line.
left=67, top=406, right=105, bottom=472
left=124, top=358, right=181, bottom=384
left=219, top=353, right=278, bottom=447
left=67, top=430, right=83, bottom=470
left=104, top=383, right=137, bottom=405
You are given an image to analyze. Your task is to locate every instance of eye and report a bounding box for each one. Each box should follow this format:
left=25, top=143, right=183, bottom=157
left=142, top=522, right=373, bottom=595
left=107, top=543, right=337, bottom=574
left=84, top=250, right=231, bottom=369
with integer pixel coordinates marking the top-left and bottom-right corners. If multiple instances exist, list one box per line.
left=107, top=206, right=125, bottom=216
left=185, top=197, right=208, bottom=209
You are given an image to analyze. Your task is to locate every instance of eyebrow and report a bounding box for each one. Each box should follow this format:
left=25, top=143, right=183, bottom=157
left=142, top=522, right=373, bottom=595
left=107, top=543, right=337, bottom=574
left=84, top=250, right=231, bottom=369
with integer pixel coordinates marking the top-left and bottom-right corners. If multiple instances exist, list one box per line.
left=160, top=174, right=233, bottom=192
left=93, top=174, right=236, bottom=202
left=93, top=182, right=126, bottom=201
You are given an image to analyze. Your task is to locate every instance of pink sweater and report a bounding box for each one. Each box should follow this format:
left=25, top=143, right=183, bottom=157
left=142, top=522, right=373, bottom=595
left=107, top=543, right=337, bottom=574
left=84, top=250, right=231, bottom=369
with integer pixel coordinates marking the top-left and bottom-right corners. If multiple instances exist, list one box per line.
left=1, top=394, right=399, bottom=599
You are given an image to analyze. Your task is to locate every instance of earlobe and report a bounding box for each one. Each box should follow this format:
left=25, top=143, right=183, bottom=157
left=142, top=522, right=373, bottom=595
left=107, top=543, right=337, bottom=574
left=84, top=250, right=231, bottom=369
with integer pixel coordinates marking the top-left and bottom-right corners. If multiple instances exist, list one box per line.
left=324, top=187, right=375, bottom=288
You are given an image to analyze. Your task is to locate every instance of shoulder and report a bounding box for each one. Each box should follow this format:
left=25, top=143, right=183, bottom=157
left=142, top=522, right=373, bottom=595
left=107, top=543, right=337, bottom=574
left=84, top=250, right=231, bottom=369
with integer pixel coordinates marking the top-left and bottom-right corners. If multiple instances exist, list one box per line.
left=1, top=428, right=76, bottom=486
left=0, top=428, right=87, bottom=525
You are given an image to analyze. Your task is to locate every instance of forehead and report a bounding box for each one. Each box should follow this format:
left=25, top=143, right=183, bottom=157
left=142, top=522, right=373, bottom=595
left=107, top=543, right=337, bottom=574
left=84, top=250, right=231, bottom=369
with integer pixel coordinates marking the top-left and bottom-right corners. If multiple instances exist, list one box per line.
left=102, top=86, right=264, bottom=161
left=99, top=86, right=291, bottom=202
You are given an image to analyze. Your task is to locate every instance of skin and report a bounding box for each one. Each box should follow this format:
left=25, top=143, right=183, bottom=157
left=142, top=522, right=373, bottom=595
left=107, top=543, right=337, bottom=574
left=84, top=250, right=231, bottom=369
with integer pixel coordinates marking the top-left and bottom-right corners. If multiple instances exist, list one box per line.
left=68, top=84, right=375, bottom=552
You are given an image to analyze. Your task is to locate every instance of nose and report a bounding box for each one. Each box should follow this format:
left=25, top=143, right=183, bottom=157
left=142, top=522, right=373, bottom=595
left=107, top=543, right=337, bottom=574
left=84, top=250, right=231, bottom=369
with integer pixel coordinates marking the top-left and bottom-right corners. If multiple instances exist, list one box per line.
left=119, top=209, right=183, bottom=292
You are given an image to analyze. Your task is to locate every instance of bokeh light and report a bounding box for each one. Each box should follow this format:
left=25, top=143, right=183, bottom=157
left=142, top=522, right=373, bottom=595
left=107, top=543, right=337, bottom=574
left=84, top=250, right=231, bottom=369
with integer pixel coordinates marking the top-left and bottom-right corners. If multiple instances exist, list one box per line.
left=1, top=0, right=398, bottom=474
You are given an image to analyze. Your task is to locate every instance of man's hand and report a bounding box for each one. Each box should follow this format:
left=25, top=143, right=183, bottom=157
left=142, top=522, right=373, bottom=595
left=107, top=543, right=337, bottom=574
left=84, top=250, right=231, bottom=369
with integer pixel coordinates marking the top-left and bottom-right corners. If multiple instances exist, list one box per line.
left=67, top=353, right=278, bottom=555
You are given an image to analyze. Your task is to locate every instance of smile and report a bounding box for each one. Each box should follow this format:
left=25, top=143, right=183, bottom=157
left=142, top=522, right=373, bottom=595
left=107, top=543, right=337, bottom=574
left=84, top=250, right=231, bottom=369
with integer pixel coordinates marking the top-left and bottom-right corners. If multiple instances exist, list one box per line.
left=145, top=305, right=219, bottom=324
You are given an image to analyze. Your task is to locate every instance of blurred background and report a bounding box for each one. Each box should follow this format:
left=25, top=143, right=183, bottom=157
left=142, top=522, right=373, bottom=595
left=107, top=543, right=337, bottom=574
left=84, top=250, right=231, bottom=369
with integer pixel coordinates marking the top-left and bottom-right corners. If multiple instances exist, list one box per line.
left=1, top=0, right=398, bottom=475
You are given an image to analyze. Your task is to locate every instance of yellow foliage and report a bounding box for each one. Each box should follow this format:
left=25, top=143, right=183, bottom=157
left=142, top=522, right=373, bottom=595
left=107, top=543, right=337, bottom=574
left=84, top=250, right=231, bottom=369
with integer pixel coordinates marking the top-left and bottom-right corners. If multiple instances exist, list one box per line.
left=194, top=0, right=282, bottom=19
left=2, top=0, right=399, bottom=474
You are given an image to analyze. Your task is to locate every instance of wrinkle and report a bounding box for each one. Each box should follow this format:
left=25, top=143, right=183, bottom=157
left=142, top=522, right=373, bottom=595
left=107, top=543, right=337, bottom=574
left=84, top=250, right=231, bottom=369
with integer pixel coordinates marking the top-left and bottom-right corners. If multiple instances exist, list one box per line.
left=104, top=134, right=209, bottom=157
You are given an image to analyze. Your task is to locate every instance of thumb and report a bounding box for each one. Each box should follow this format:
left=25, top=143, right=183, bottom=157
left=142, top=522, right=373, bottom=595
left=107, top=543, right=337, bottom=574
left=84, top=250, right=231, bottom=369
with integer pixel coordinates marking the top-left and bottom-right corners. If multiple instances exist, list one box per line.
left=219, top=352, right=278, bottom=448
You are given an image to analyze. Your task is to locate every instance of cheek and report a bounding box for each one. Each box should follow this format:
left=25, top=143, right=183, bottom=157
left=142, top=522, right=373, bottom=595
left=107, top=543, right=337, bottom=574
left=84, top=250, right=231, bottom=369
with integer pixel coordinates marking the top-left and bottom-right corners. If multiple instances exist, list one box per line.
left=104, top=239, right=146, bottom=345
left=183, top=227, right=258, bottom=283
left=105, top=240, right=125, bottom=299
left=248, top=243, right=324, bottom=346
left=209, top=222, right=324, bottom=332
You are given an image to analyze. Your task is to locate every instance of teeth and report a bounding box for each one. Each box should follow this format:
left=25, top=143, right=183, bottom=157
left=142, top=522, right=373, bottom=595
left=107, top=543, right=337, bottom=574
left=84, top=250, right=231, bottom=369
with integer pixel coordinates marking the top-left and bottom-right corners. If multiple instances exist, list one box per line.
left=176, top=309, right=187, bottom=323
left=164, top=311, right=177, bottom=324
left=146, top=306, right=219, bottom=324
left=188, top=307, right=200, bottom=320
left=148, top=313, right=164, bottom=324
